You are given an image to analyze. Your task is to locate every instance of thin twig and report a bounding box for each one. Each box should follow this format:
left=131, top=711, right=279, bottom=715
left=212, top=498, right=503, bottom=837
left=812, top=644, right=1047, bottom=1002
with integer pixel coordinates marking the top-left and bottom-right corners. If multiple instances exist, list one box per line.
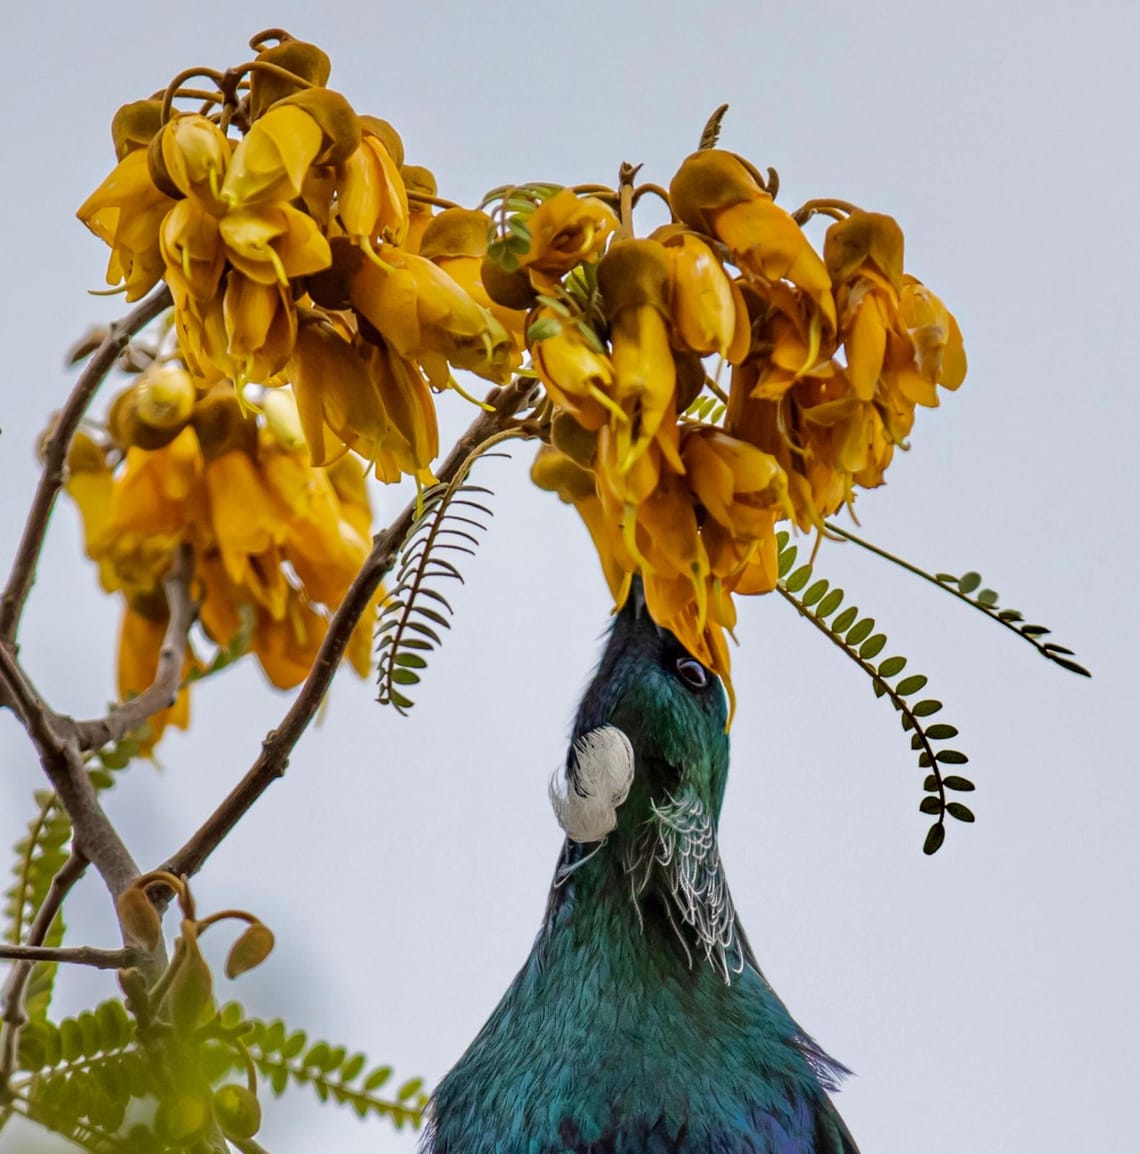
left=73, top=544, right=197, bottom=751
left=0, top=944, right=137, bottom=970
left=0, top=851, right=87, bottom=1094
left=162, top=377, right=537, bottom=881
left=0, top=284, right=172, bottom=644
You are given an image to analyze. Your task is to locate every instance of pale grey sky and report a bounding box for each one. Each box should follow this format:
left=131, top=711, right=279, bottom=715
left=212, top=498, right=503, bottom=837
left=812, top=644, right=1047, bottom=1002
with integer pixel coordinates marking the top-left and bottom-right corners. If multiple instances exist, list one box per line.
left=2, top=2, right=1137, bottom=1152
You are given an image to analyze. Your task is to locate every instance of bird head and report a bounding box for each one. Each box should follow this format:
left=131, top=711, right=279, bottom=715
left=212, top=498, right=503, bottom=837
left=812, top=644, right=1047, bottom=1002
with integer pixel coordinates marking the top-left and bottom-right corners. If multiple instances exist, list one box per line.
left=550, top=581, right=742, bottom=977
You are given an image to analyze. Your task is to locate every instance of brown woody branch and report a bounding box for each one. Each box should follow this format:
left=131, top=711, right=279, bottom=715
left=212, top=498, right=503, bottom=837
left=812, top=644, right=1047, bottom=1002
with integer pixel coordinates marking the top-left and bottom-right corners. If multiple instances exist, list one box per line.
left=0, top=644, right=140, bottom=898
left=0, top=851, right=87, bottom=1093
left=0, top=943, right=137, bottom=970
left=73, top=543, right=197, bottom=751
left=0, top=284, right=172, bottom=644
left=162, top=376, right=537, bottom=881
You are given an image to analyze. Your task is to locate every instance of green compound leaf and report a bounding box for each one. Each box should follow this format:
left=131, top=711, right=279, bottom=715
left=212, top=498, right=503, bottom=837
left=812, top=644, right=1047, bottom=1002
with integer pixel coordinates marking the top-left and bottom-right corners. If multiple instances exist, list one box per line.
left=775, top=532, right=971, bottom=855
left=378, top=441, right=516, bottom=714
left=824, top=522, right=1091, bottom=678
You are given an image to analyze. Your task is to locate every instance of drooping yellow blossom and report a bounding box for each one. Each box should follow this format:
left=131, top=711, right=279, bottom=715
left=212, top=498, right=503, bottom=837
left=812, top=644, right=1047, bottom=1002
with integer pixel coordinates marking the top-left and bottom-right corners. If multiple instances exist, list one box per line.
left=528, top=311, right=618, bottom=431
left=159, top=113, right=231, bottom=210
left=519, top=188, right=618, bottom=288
left=77, top=149, right=174, bottom=300
left=337, top=126, right=409, bottom=249
left=652, top=225, right=750, bottom=363
left=670, top=149, right=836, bottom=329
left=419, top=208, right=527, bottom=354
left=350, top=245, right=514, bottom=387
left=596, top=239, right=678, bottom=471
left=64, top=365, right=381, bottom=749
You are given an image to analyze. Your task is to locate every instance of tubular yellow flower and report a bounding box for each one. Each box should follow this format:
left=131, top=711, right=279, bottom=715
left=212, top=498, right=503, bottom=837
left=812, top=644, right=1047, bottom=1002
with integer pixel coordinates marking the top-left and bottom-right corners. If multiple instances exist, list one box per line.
left=899, top=275, right=966, bottom=391
left=289, top=318, right=387, bottom=466
left=520, top=189, right=618, bottom=286
left=670, top=150, right=835, bottom=330
left=358, top=336, right=440, bottom=484
left=218, top=203, right=331, bottom=286
left=119, top=599, right=191, bottom=750
left=77, top=149, right=174, bottom=300
left=222, top=273, right=297, bottom=383
left=160, top=198, right=225, bottom=301
left=681, top=426, right=793, bottom=538
left=221, top=104, right=324, bottom=208
left=653, top=226, right=750, bottom=363
left=401, top=164, right=438, bottom=253
left=337, top=129, right=409, bottom=249
left=420, top=208, right=527, bottom=352
left=597, top=239, right=677, bottom=469
left=259, top=434, right=369, bottom=607
left=529, top=311, right=618, bottom=431
left=65, top=432, right=114, bottom=581
left=254, top=593, right=328, bottom=690
left=350, top=246, right=514, bottom=387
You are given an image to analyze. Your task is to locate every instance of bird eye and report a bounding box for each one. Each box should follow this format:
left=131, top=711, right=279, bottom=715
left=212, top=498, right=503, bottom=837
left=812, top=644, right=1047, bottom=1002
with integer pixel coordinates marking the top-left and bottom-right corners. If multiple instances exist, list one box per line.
left=675, top=656, right=709, bottom=690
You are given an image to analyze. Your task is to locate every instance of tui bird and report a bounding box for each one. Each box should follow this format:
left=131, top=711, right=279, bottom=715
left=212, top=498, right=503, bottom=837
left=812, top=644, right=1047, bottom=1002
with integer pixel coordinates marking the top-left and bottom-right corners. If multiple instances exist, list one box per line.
left=425, top=585, right=858, bottom=1154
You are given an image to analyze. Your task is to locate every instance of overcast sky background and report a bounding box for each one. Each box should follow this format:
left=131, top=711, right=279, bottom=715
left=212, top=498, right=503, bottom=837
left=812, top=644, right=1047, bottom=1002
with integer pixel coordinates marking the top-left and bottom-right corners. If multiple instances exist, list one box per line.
left=2, top=2, right=1137, bottom=1151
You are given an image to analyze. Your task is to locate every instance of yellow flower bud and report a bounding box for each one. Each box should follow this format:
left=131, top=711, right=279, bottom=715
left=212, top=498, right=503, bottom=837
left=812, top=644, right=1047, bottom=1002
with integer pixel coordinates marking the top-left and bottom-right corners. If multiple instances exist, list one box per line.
left=274, top=88, right=362, bottom=168
left=135, top=365, right=196, bottom=430
left=160, top=113, right=231, bottom=210
left=261, top=387, right=307, bottom=451
left=160, top=198, right=225, bottom=301
left=110, top=99, right=163, bottom=160
left=669, top=150, right=765, bottom=235
left=224, top=921, right=275, bottom=979
left=249, top=37, right=332, bottom=121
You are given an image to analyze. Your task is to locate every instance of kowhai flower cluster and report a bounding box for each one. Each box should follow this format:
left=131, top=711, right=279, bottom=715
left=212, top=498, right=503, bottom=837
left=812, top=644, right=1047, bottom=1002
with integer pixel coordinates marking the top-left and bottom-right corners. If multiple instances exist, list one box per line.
left=77, top=31, right=518, bottom=483
left=522, top=150, right=964, bottom=710
left=66, top=361, right=377, bottom=748
left=72, top=29, right=965, bottom=728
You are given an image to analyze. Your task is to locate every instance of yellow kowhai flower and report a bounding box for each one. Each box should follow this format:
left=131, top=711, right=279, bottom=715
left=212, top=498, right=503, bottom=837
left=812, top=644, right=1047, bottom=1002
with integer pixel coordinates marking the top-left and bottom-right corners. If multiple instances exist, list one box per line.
left=358, top=335, right=440, bottom=484
left=519, top=188, right=618, bottom=288
left=652, top=226, right=750, bottom=363
left=669, top=149, right=836, bottom=330
left=350, top=245, right=514, bottom=387
left=77, top=149, right=174, bottom=300
left=289, top=316, right=383, bottom=467
left=900, top=275, right=966, bottom=393
left=219, top=204, right=331, bottom=287
left=160, top=198, right=226, bottom=301
left=528, top=310, right=619, bottom=432
left=220, top=103, right=325, bottom=209
left=158, top=113, right=231, bottom=211
left=337, top=125, right=409, bottom=250
left=596, top=239, right=678, bottom=470
left=530, top=443, right=633, bottom=603
left=681, top=426, right=794, bottom=540
left=420, top=208, right=527, bottom=355
left=254, top=591, right=328, bottom=690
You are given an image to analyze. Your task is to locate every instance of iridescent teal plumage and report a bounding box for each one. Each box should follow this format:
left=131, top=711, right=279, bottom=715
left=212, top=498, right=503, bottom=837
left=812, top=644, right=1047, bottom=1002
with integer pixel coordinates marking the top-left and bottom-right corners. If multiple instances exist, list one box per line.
left=426, top=591, right=858, bottom=1154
